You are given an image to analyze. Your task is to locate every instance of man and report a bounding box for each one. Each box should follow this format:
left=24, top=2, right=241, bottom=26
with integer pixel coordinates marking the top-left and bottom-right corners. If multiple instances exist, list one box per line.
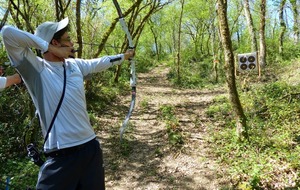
left=1, top=17, right=134, bottom=190
left=0, top=73, right=21, bottom=90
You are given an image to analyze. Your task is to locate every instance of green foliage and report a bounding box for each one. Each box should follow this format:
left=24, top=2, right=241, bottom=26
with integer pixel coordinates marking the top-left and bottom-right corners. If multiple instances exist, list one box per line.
left=140, top=97, right=150, bottom=111
left=0, top=83, right=41, bottom=189
left=119, top=136, right=134, bottom=157
left=159, top=104, right=184, bottom=147
left=85, top=66, right=130, bottom=112
left=0, top=85, right=32, bottom=161
left=2, top=0, right=300, bottom=188
left=262, top=38, right=300, bottom=64
left=282, top=40, right=300, bottom=60
left=159, top=104, right=176, bottom=120
left=206, top=95, right=232, bottom=121
left=135, top=53, right=159, bottom=73
left=167, top=57, right=225, bottom=88
left=1, top=159, right=38, bottom=190
left=207, top=67, right=300, bottom=188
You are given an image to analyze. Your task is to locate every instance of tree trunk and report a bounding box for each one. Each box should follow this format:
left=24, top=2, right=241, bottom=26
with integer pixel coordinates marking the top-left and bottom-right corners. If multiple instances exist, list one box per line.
left=290, top=0, right=299, bottom=44
left=259, top=0, right=267, bottom=67
left=279, top=0, right=286, bottom=56
left=176, top=0, right=184, bottom=83
left=244, top=0, right=257, bottom=52
left=55, top=0, right=72, bottom=20
left=149, top=19, right=160, bottom=61
left=210, top=4, right=218, bottom=83
left=76, top=0, right=83, bottom=58
left=217, top=0, right=249, bottom=141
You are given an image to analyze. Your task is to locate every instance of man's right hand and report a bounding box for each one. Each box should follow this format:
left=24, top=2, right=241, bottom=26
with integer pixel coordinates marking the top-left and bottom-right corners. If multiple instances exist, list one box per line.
left=48, top=44, right=75, bottom=60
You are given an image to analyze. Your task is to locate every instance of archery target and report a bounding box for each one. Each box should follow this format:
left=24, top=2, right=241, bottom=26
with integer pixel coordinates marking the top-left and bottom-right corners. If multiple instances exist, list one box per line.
left=237, top=52, right=257, bottom=72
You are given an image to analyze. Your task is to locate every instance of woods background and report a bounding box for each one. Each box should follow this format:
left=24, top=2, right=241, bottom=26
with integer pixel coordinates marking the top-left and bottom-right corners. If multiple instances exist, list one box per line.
left=1, top=0, right=300, bottom=189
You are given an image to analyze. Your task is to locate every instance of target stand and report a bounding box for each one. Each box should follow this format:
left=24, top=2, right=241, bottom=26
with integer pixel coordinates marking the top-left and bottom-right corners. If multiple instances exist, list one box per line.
left=235, top=52, right=261, bottom=77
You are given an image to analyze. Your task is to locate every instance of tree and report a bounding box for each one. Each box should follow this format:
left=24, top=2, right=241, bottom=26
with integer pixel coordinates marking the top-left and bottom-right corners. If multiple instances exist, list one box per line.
left=75, top=0, right=83, bottom=58
left=259, top=0, right=267, bottom=67
left=290, top=0, right=299, bottom=43
left=210, top=4, right=219, bottom=83
left=8, top=0, right=36, bottom=32
left=243, top=0, right=258, bottom=52
left=176, top=0, right=185, bottom=83
left=148, top=18, right=160, bottom=61
left=278, top=0, right=287, bottom=56
left=54, top=0, right=72, bottom=20
left=217, top=0, right=249, bottom=141
left=113, top=0, right=172, bottom=83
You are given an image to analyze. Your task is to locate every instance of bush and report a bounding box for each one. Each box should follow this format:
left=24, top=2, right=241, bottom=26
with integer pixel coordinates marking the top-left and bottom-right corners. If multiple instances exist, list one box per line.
left=207, top=78, right=300, bottom=189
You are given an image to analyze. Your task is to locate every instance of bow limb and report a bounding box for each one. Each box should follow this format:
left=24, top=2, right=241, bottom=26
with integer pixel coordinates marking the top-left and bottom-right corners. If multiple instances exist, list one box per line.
left=112, top=0, right=137, bottom=141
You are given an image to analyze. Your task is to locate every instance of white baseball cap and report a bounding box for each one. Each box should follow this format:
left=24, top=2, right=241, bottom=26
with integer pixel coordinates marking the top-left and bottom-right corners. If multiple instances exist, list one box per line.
left=34, top=17, right=69, bottom=43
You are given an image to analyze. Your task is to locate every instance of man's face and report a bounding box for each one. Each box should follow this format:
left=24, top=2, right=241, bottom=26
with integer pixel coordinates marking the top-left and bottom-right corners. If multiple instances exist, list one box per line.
left=58, top=32, right=73, bottom=48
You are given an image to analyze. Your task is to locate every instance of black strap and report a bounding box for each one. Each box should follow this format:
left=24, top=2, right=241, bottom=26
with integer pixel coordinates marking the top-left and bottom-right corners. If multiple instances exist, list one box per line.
left=43, top=64, right=66, bottom=145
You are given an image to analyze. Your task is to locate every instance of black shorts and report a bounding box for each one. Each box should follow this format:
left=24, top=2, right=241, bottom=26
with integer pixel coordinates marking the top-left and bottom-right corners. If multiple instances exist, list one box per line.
left=36, top=138, right=105, bottom=190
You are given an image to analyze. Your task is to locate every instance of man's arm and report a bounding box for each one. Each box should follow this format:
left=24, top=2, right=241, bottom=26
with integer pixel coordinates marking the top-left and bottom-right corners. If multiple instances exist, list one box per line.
left=0, top=74, right=21, bottom=90
left=5, top=74, right=21, bottom=88
left=1, top=25, right=48, bottom=65
left=74, top=49, right=135, bottom=76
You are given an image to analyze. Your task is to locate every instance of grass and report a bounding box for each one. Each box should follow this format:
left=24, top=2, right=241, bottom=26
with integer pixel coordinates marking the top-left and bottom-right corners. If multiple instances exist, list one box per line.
left=206, top=61, right=300, bottom=189
left=159, top=104, right=184, bottom=147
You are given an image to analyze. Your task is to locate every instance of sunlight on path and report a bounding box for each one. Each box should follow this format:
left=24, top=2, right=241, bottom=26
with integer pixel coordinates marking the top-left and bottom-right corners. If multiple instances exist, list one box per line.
left=102, top=64, right=229, bottom=190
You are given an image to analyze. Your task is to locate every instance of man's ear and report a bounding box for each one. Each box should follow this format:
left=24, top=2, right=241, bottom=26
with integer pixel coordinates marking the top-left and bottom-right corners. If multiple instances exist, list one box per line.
left=51, top=39, right=60, bottom=46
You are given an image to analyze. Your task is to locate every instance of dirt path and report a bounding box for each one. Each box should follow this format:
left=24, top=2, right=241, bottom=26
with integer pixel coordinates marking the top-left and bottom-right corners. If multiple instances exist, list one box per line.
left=96, top=64, right=230, bottom=190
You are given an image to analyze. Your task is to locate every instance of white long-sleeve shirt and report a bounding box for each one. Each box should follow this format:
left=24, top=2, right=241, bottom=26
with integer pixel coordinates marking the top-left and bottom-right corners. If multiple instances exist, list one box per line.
left=0, top=77, right=6, bottom=90
left=1, top=25, right=125, bottom=151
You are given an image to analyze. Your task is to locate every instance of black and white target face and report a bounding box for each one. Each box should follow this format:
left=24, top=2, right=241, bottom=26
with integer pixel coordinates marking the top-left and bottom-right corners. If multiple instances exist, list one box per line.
left=249, top=63, right=256, bottom=69
left=239, top=56, right=247, bottom=63
left=238, top=52, right=257, bottom=72
left=239, top=56, right=248, bottom=70
left=240, top=63, right=248, bottom=70
left=248, top=56, right=255, bottom=62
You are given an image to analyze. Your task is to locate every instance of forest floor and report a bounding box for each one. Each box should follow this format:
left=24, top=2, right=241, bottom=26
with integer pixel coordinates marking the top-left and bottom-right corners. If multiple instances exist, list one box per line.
left=95, top=63, right=232, bottom=190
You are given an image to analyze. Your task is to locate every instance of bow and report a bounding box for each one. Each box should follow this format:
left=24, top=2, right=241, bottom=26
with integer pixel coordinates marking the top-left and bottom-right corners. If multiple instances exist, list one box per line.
left=112, top=0, right=136, bottom=140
